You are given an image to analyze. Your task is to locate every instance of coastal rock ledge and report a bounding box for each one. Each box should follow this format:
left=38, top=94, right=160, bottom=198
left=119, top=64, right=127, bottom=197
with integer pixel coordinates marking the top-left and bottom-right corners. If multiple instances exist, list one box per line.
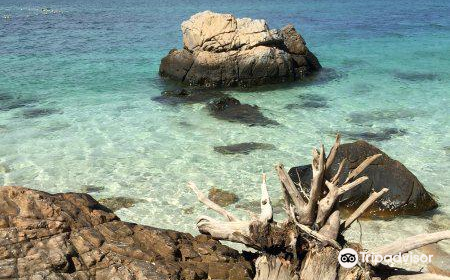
left=159, top=11, right=321, bottom=88
left=0, top=186, right=254, bottom=279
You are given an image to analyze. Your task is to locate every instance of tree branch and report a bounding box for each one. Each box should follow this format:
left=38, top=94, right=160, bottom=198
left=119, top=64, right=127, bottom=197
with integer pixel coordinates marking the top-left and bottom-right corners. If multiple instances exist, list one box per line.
left=260, top=173, right=273, bottom=223
left=345, top=154, right=381, bottom=184
left=343, top=188, right=389, bottom=230
left=326, top=134, right=340, bottom=170
left=369, top=230, right=450, bottom=266
left=276, top=164, right=306, bottom=214
left=188, top=182, right=240, bottom=222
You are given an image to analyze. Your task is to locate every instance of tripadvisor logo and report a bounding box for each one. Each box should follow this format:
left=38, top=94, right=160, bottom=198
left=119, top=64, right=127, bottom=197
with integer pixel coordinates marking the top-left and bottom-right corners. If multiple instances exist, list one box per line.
left=338, top=248, right=433, bottom=268
left=338, top=248, right=358, bottom=268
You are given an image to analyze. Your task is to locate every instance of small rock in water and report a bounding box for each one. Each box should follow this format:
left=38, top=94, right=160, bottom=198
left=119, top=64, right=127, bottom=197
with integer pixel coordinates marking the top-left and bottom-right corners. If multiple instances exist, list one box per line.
left=214, top=142, right=275, bottom=155
left=182, top=206, right=195, bottom=215
left=339, top=128, right=407, bottom=142
left=0, top=93, right=13, bottom=101
left=351, top=82, right=376, bottom=94
left=98, top=196, right=146, bottom=212
left=394, top=71, right=439, bottom=82
left=208, top=187, right=239, bottom=207
left=178, top=121, right=193, bottom=127
left=0, top=97, right=38, bottom=111
left=208, top=97, right=279, bottom=126
left=444, top=146, right=450, bottom=155
left=152, top=89, right=227, bottom=105
left=298, top=93, right=327, bottom=102
left=286, top=102, right=328, bottom=110
left=81, top=185, right=104, bottom=193
left=302, top=100, right=328, bottom=109
left=0, top=163, right=11, bottom=174
left=22, top=108, right=62, bottom=119
left=347, top=109, right=418, bottom=125
left=286, top=94, right=328, bottom=109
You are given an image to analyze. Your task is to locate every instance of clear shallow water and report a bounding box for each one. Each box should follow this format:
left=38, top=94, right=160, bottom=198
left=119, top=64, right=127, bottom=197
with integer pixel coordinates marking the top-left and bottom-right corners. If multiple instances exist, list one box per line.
left=1, top=0, right=449, bottom=264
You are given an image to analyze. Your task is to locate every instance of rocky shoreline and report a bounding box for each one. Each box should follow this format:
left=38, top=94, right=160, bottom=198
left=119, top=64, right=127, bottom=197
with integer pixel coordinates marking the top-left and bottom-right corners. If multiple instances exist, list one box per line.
left=0, top=139, right=444, bottom=279
left=0, top=186, right=254, bottom=279
left=159, top=11, right=321, bottom=88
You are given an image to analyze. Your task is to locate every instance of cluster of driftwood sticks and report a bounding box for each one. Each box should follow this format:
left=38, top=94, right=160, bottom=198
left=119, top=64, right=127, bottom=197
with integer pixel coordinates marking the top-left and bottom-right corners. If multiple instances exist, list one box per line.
left=188, top=135, right=450, bottom=280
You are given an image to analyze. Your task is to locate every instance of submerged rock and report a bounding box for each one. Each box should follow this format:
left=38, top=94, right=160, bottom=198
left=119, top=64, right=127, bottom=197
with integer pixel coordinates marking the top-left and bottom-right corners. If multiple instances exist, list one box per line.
left=22, top=108, right=62, bottom=119
left=339, top=128, right=407, bottom=142
left=285, top=93, right=328, bottom=109
left=214, top=142, right=276, bottom=155
left=98, top=196, right=146, bottom=211
left=286, top=100, right=328, bottom=109
left=0, top=97, right=38, bottom=111
left=288, top=140, right=438, bottom=217
left=208, top=187, right=239, bottom=207
left=81, top=185, right=104, bottom=193
left=394, top=71, right=439, bottom=82
left=0, top=162, right=11, bottom=174
left=0, top=186, right=254, bottom=279
left=208, top=97, right=279, bottom=126
left=152, top=88, right=227, bottom=105
left=160, top=11, right=321, bottom=88
left=347, top=109, right=418, bottom=125
left=0, top=92, right=13, bottom=101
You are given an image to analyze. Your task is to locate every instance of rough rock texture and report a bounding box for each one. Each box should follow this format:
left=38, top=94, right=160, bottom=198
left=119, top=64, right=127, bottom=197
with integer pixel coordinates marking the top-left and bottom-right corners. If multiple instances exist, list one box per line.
left=288, top=140, right=438, bottom=217
left=207, top=187, right=239, bottom=207
left=159, top=11, right=321, bottom=88
left=0, top=186, right=254, bottom=279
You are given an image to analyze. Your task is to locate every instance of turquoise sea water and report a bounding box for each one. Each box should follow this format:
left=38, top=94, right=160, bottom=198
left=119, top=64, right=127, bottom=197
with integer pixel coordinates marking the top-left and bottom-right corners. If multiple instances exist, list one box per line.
left=1, top=0, right=449, bottom=264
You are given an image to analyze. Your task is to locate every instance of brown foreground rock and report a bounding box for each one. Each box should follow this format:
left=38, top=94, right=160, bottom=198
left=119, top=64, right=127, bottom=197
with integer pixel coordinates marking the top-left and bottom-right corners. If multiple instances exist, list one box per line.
left=0, top=186, right=254, bottom=279
left=289, top=140, right=438, bottom=217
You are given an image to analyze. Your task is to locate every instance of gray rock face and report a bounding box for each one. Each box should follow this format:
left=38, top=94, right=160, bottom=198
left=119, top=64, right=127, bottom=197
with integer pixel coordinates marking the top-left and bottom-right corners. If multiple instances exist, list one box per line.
left=0, top=186, right=254, bottom=279
left=160, top=11, right=321, bottom=88
left=288, top=140, right=438, bottom=217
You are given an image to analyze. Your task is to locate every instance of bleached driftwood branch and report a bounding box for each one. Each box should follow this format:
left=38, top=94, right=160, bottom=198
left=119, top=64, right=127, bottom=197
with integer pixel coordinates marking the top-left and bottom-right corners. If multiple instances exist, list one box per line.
left=187, top=135, right=450, bottom=280
left=369, top=230, right=450, bottom=266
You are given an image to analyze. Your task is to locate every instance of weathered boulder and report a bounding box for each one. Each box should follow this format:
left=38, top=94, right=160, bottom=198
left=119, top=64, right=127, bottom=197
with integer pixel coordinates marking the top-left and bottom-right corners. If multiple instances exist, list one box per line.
left=160, top=11, right=321, bottom=88
left=0, top=186, right=255, bottom=279
left=288, top=140, right=438, bottom=217
left=181, top=11, right=279, bottom=53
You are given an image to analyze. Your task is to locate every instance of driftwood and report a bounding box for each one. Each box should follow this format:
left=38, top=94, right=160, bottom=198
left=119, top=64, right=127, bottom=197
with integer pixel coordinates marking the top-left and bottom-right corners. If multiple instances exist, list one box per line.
left=188, top=135, right=450, bottom=280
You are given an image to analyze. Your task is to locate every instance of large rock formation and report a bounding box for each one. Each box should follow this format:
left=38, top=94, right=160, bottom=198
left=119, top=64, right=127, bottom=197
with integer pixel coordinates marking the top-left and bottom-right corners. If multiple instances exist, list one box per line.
left=0, top=186, right=254, bottom=279
left=288, top=140, right=438, bottom=217
left=159, top=11, right=321, bottom=88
